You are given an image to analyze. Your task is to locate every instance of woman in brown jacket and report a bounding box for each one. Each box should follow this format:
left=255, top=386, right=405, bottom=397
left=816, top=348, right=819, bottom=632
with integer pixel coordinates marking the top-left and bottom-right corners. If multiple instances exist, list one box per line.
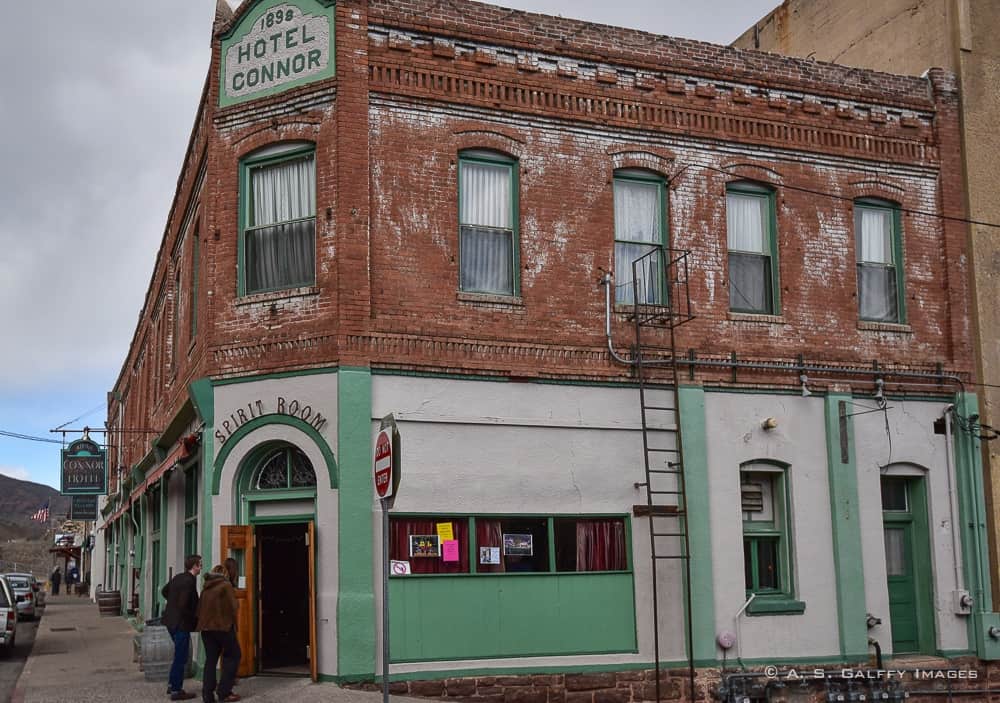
left=197, top=565, right=241, bottom=702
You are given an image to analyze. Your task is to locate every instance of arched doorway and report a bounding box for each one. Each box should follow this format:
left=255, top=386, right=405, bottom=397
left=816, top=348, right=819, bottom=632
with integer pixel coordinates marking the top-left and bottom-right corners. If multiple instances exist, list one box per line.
left=223, top=442, right=318, bottom=679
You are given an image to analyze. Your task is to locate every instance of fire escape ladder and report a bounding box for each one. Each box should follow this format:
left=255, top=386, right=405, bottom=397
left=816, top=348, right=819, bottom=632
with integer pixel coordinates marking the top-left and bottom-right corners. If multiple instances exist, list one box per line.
left=630, top=247, right=695, bottom=702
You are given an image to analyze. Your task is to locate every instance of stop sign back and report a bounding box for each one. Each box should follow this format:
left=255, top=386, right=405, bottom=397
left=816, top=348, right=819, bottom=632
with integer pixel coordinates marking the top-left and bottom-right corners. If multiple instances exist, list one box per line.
left=374, top=428, right=393, bottom=499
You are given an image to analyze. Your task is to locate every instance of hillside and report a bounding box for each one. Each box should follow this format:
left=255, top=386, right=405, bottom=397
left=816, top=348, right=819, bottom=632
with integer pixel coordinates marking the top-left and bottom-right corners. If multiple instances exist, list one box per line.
left=0, top=474, right=72, bottom=576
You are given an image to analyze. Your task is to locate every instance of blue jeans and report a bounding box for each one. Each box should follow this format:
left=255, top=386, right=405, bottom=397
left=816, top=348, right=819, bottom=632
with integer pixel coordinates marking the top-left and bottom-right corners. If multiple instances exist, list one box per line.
left=168, top=627, right=191, bottom=693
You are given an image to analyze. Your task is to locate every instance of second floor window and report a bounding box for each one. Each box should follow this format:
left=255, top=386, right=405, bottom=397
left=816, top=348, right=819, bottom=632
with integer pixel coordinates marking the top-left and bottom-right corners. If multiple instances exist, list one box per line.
left=614, top=172, right=665, bottom=304
left=856, top=199, right=903, bottom=323
left=241, top=143, right=316, bottom=295
left=459, top=151, right=517, bottom=296
left=727, top=183, right=778, bottom=314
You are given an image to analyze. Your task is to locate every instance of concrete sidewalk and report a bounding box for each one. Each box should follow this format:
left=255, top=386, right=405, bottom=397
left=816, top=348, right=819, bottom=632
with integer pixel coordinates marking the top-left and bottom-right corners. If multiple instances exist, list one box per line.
left=12, top=596, right=398, bottom=703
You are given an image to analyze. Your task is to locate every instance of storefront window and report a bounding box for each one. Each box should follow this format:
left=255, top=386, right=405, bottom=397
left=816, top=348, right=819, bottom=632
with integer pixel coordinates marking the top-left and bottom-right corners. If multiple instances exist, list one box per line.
left=554, top=518, right=627, bottom=572
left=389, top=517, right=470, bottom=574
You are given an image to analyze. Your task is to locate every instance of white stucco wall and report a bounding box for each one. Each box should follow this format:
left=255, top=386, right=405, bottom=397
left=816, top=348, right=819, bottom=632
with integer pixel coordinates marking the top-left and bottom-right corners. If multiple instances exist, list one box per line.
left=371, top=375, right=686, bottom=673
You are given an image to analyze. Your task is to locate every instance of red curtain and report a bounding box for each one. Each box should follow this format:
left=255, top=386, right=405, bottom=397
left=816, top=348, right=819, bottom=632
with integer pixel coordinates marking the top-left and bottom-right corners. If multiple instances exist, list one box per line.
left=575, top=519, right=626, bottom=571
left=475, top=519, right=505, bottom=573
left=389, top=518, right=469, bottom=574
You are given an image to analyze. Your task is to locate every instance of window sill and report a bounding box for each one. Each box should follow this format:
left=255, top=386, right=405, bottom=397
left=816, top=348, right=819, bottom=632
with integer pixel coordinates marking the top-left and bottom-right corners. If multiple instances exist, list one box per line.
left=728, top=312, right=785, bottom=325
left=746, top=596, right=806, bottom=616
left=457, top=291, right=524, bottom=308
left=236, top=286, right=319, bottom=306
left=858, top=321, right=911, bottom=334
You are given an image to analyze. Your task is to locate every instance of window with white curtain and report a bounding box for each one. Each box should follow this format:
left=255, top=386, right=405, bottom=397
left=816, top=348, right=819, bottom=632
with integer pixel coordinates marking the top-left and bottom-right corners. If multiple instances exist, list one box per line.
left=855, top=200, right=902, bottom=323
left=241, top=143, right=316, bottom=295
left=727, top=183, right=777, bottom=314
left=613, top=172, right=665, bottom=304
left=459, top=151, right=517, bottom=295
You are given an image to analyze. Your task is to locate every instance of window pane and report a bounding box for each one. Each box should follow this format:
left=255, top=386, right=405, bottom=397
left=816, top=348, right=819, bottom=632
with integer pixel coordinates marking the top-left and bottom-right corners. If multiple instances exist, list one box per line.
left=743, top=540, right=754, bottom=590
left=476, top=518, right=549, bottom=572
left=461, top=161, right=511, bottom=229
left=554, top=518, right=627, bottom=572
left=727, top=192, right=767, bottom=253
left=256, top=451, right=289, bottom=490
left=729, top=252, right=771, bottom=313
left=614, top=180, right=660, bottom=244
left=881, top=478, right=908, bottom=511
left=246, top=219, right=315, bottom=293
left=251, top=156, right=315, bottom=227
left=390, top=518, right=469, bottom=574
left=884, top=528, right=906, bottom=576
left=615, top=242, right=663, bottom=304
left=856, top=207, right=893, bottom=264
left=754, top=537, right=779, bottom=590
left=858, top=264, right=898, bottom=321
left=460, top=226, right=513, bottom=294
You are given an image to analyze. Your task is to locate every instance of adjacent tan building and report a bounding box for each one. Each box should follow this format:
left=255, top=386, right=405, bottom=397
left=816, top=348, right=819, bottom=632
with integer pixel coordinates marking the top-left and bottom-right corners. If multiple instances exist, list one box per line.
left=735, top=0, right=1000, bottom=604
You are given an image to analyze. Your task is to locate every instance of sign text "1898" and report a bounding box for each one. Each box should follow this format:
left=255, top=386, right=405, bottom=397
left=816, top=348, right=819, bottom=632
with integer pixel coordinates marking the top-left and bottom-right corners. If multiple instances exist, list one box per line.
left=260, top=8, right=295, bottom=30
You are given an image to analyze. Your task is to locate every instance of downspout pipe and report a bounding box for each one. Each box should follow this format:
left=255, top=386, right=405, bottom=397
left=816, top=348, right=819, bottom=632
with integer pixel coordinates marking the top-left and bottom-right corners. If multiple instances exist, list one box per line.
left=943, top=405, right=965, bottom=595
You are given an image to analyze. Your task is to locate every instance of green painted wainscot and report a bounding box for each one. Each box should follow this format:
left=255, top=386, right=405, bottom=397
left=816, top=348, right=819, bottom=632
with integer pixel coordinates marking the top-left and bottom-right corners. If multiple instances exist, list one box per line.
left=389, top=572, right=637, bottom=662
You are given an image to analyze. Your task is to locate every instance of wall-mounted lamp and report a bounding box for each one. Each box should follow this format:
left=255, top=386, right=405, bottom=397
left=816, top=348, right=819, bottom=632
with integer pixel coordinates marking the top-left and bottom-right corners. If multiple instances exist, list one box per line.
left=761, top=417, right=778, bottom=431
left=874, top=377, right=885, bottom=407
left=799, top=374, right=811, bottom=397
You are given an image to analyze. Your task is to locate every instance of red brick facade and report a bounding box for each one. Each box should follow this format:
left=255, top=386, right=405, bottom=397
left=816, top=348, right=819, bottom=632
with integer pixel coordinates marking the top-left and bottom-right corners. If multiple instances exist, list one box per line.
left=107, top=0, right=970, bottom=485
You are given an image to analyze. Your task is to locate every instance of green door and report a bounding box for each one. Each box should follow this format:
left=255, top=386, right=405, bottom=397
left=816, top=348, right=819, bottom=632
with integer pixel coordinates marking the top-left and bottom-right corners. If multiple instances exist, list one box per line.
left=881, top=476, right=935, bottom=655
left=151, top=539, right=161, bottom=618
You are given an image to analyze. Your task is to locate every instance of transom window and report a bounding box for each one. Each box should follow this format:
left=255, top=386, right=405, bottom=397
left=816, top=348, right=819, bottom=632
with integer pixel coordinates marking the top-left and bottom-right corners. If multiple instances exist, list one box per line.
left=727, top=182, right=778, bottom=314
left=241, top=142, right=316, bottom=295
left=856, top=199, right=904, bottom=323
left=458, top=151, right=518, bottom=295
left=614, top=171, right=666, bottom=305
left=253, top=446, right=316, bottom=490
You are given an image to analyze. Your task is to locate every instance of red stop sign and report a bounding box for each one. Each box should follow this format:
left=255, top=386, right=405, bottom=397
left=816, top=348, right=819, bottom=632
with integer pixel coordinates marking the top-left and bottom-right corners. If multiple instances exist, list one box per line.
left=374, top=429, right=393, bottom=499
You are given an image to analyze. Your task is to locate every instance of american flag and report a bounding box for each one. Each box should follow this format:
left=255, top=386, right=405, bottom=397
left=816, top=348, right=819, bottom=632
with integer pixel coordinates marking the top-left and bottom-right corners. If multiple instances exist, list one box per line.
left=31, top=501, right=49, bottom=522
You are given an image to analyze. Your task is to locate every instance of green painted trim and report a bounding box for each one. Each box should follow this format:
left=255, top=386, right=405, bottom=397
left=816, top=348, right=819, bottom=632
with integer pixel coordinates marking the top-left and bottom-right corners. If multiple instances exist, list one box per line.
left=746, top=598, right=806, bottom=615
left=213, top=365, right=339, bottom=386
left=676, top=387, right=715, bottom=664
left=338, top=367, right=375, bottom=679
left=212, top=414, right=338, bottom=495
left=726, top=181, right=780, bottom=315
left=824, top=394, right=868, bottom=659
left=218, top=0, right=337, bottom=108
left=189, top=378, right=214, bottom=427
left=458, top=151, right=520, bottom=296
left=249, top=513, right=316, bottom=525
left=937, top=649, right=976, bottom=658
left=855, top=198, right=906, bottom=324
left=247, top=488, right=317, bottom=503
left=156, top=399, right=196, bottom=451
left=953, top=393, right=991, bottom=655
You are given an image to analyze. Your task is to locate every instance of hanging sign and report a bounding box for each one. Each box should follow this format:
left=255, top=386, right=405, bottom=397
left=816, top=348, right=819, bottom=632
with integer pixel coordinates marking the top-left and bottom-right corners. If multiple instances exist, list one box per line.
left=70, top=495, right=99, bottom=521
left=219, top=0, right=336, bottom=108
left=61, top=437, right=107, bottom=496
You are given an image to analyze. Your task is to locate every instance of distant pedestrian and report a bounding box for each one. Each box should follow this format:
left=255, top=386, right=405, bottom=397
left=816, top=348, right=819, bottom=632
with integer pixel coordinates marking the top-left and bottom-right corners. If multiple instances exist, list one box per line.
left=198, top=565, right=241, bottom=702
left=161, top=554, right=202, bottom=701
left=50, top=567, right=61, bottom=595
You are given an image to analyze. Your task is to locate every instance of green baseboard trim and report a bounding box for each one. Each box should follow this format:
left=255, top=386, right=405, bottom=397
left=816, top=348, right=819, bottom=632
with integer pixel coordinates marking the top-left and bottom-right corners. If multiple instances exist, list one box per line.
left=747, top=598, right=807, bottom=616
left=935, top=649, right=976, bottom=658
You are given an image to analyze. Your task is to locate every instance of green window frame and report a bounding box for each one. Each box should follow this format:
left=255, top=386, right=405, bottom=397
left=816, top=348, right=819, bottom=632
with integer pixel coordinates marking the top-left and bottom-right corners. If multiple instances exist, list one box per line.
left=741, top=461, right=804, bottom=614
left=387, top=513, right=632, bottom=576
left=458, top=150, right=519, bottom=296
left=238, top=142, right=316, bottom=296
left=727, top=182, right=779, bottom=314
left=855, top=198, right=905, bottom=323
left=183, top=465, right=199, bottom=558
left=613, top=170, right=667, bottom=305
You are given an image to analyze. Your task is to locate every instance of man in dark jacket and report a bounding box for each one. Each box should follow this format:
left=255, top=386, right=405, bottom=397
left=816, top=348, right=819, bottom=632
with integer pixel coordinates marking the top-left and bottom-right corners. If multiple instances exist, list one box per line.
left=161, top=554, right=202, bottom=701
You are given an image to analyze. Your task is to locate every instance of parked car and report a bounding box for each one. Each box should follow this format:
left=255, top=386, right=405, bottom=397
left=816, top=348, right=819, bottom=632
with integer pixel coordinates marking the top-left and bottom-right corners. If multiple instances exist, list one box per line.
left=2, top=574, right=37, bottom=621
left=0, top=575, right=17, bottom=656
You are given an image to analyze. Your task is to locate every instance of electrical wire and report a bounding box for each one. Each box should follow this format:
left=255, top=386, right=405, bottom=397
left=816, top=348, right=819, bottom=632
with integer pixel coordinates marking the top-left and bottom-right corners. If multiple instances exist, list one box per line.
left=52, top=402, right=107, bottom=431
left=0, top=430, right=64, bottom=445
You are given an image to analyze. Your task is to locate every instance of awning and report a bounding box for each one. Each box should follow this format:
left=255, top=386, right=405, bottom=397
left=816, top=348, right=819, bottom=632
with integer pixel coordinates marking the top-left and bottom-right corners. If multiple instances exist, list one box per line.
left=101, top=439, right=191, bottom=529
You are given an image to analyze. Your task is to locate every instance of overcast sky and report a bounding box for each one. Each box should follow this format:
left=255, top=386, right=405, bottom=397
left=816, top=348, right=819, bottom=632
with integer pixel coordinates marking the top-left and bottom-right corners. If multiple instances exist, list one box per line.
left=0, top=0, right=778, bottom=492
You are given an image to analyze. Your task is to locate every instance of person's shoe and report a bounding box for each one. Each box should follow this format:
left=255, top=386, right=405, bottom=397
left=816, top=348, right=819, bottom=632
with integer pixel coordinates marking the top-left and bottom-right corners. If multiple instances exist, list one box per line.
left=221, top=695, right=241, bottom=702
left=170, top=692, right=196, bottom=701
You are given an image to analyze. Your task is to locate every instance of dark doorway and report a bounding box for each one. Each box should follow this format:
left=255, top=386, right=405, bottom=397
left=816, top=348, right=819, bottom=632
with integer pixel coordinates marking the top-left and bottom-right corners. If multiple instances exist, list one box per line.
left=257, top=523, right=310, bottom=674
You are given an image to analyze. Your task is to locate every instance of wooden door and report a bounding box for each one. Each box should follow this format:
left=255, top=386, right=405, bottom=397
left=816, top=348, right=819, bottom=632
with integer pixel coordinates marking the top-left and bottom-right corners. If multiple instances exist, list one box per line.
left=307, top=520, right=317, bottom=682
left=884, top=522, right=918, bottom=653
left=220, top=525, right=255, bottom=676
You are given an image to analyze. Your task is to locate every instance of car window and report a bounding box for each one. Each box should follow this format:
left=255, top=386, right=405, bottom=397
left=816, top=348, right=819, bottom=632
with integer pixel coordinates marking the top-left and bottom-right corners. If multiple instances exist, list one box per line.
left=7, top=577, right=30, bottom=589
left=0, top=580, right=10, bottom=607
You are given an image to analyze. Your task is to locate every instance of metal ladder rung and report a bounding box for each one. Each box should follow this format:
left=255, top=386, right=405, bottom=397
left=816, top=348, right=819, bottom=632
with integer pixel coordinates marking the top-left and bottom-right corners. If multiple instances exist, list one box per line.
left=653, top=554, right=690, bottom=560
left=652, top=532, right=688, bottom=538
left=646, top=468, right=681, bottom=475
left=648, top=490, right=684, bottom=497
left=642, top=405, right=675, bottom=411
left=646, top=447, right=680, bottom=453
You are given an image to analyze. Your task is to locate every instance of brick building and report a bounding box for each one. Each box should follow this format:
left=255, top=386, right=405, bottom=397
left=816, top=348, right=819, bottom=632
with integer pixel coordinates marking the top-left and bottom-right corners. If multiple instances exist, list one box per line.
left=95, top=0, right=1000, bottom=698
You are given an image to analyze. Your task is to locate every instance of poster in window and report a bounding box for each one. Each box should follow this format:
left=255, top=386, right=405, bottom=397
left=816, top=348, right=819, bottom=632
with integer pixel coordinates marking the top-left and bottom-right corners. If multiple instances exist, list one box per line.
left=442, top=540, right=460, bottom=562
left=436, top=522, right=454, bottom=541
left=390, top=560, right=412, bottom=575
left=409, top=534, right=440, bottom=558
left=479, top=547, right=501, bottom=565
left=502, top=533, right=533, bottom=556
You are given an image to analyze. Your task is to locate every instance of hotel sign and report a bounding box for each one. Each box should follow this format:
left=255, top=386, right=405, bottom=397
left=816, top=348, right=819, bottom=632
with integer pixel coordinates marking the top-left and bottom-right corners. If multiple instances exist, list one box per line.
left=220, top=0, right=336, bottom=108
left=61, top=438, right=107, bottom=496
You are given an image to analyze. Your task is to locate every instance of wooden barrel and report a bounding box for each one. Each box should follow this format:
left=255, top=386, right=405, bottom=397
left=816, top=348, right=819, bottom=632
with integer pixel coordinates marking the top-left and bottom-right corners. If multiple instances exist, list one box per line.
left=140, top=624, right=173, bottom=682
left=96, top=589, right=122, bottom=617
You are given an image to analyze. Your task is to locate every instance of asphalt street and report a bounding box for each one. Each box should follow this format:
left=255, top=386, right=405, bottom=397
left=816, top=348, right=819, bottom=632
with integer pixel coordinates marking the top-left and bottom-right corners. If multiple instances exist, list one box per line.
left=0, top=614, right=39, bottom=703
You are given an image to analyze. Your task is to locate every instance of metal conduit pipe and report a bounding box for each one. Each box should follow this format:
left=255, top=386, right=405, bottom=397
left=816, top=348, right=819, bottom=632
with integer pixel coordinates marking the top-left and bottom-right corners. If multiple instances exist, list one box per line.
left=943, top=405, right=965, bottom=596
